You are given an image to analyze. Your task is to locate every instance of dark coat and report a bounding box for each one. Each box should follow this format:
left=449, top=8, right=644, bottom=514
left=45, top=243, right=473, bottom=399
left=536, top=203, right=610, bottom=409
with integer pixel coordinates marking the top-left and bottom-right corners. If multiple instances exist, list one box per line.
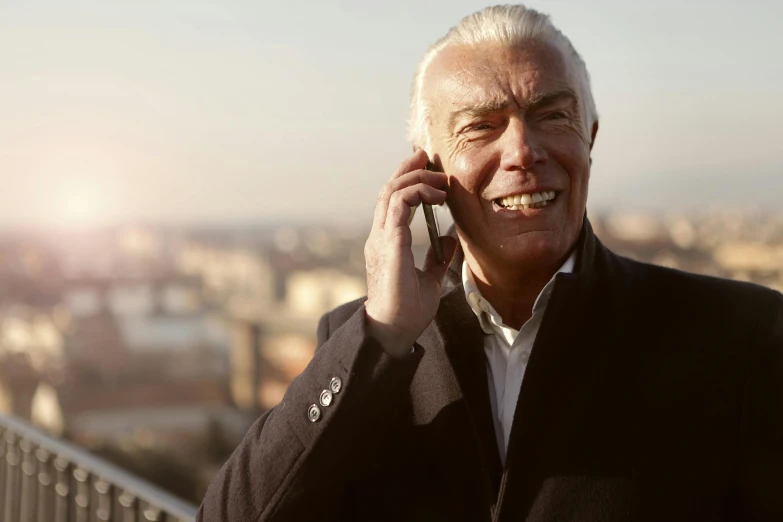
left=197, top=219, right=783, bottom=521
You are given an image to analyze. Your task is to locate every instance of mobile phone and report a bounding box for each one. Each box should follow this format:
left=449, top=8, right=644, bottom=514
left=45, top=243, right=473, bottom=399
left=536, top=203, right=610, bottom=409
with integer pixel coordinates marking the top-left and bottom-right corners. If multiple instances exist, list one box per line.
left=424, top=161, right=444, bottom=264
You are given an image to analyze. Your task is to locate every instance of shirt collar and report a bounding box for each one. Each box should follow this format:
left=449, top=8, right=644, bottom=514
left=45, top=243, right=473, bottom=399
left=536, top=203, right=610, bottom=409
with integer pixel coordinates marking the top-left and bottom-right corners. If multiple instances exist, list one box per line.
left=462, top=251, right=576, bottom=335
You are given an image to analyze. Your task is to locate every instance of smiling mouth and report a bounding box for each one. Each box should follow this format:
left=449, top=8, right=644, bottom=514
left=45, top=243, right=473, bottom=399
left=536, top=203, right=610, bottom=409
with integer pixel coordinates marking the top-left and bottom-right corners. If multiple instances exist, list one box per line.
left=494, top=190, right=558, bottom=210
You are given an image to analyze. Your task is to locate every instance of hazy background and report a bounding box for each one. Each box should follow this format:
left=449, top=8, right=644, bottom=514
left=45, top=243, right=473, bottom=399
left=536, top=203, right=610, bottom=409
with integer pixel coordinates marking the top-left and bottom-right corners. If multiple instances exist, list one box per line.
left=2, top=0, right=781, bottom=231
left=1, top=0, right=782, bottom=510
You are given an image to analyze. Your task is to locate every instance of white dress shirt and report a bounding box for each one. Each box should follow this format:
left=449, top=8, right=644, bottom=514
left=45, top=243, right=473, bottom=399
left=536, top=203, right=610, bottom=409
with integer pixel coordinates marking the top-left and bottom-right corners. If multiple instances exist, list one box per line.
left=462, top=252, right=575, bottom=464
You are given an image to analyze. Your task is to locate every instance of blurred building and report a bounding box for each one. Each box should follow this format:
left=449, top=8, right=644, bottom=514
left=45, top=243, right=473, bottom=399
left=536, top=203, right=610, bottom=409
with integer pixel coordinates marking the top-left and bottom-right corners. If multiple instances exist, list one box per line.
left=230, top=321, right=316, bottom=413
left=29, top=377, right=243, bottom=456
left=285, top=269, right=366, bottom=319
left=0, top=212, right=781, bottom=506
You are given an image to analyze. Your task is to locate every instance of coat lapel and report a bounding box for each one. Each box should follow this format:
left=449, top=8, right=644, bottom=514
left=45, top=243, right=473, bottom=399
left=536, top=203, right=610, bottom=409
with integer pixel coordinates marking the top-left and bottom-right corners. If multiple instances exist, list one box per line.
left=493, top=218, right=626, bottom=520
left=433, top=286, right=504, bottom=498
left=419, top=217, right=609, bottom=518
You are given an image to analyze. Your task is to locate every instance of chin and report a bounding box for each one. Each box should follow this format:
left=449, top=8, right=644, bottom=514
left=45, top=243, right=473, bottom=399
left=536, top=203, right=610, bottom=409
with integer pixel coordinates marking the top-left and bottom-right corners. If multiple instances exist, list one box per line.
left=490, top=232, right=569, bottom=268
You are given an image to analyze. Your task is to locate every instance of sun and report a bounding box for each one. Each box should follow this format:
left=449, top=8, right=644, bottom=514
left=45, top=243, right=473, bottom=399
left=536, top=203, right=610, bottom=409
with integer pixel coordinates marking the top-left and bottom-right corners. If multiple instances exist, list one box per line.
left=22, top=133, right=126, bottom=230
left=61, top=184, right=97, bottom=227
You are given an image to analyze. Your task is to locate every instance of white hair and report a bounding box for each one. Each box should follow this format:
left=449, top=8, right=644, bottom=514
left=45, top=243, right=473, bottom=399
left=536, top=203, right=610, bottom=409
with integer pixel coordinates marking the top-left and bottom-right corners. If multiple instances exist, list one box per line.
left=407, top=4, right=598, bottom=154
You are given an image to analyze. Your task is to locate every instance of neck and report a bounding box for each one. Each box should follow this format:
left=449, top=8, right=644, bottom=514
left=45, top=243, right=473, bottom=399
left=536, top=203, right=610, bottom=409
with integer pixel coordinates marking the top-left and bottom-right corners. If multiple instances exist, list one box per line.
left=464, top=250, right=570, bottom=330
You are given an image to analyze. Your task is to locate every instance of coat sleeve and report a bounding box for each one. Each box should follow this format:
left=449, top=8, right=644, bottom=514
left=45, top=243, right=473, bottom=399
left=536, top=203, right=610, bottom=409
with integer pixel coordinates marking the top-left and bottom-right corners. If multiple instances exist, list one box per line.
left=196, top=303, right=423, bottom=521
left=733, top=290, right=783, bottom=521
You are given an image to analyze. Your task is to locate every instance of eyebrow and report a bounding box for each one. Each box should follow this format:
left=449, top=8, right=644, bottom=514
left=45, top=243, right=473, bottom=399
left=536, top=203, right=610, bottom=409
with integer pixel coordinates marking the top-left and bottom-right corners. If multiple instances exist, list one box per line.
left=448, top=88, right=579, bottom=129
left=527, top=88, right=579, bottom=111
left=447, top=99, right=510, bottom=129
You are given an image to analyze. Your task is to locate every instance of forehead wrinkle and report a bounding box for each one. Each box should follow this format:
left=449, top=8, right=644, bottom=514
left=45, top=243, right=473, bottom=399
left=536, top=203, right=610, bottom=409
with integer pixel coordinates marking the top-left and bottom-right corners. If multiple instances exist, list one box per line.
left=446, top=85, right=578, bottom=131
left=444, top=73, right=577, bottom=126
left=527, top=87, right=579, bottom=107
left=442, top=66, right=492, bottom=101
left=447, top=95, right=510, bottom=130
left=425, top=42, right=583, bottom=137
left=437, top=68, right=508, bottom=129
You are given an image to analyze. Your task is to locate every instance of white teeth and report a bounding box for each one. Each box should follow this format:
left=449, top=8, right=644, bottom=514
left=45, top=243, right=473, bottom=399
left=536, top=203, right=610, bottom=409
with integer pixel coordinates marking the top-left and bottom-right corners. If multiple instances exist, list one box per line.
left=497, top=191, right=557, bottom=209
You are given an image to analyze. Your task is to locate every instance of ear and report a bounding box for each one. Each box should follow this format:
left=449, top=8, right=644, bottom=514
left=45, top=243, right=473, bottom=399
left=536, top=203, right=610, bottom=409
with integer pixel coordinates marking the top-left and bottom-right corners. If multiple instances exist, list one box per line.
left=589, top=121, right=599, bottom=152
left=412, top=146, right=438, bottom=172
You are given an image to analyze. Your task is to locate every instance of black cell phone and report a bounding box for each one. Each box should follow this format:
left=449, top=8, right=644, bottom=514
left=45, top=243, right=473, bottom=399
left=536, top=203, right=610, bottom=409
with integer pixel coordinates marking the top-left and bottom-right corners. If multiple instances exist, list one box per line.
left=424, top=161, right=444, bottom=264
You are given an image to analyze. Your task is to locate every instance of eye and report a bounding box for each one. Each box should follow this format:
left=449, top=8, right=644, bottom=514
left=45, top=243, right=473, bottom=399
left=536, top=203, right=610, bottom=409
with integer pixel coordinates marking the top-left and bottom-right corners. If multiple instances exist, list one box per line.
left=543, top=111, right=568, bottom=120
left=467, top=122, right=494, bottom=132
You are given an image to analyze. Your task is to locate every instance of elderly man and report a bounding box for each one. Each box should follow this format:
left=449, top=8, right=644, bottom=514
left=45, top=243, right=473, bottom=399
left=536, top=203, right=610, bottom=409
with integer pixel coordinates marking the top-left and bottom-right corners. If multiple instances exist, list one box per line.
left=198, top=5, right=782, bottom=521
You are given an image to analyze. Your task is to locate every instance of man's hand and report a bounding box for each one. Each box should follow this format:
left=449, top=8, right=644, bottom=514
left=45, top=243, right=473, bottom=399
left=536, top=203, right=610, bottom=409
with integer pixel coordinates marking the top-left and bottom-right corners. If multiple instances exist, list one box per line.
left=364, top=150, right=458, bottom=358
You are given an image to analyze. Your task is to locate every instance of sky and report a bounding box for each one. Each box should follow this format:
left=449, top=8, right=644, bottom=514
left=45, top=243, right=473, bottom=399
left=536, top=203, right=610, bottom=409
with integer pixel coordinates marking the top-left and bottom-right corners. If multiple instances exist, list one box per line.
left=1, top=0, right=781, bottom=231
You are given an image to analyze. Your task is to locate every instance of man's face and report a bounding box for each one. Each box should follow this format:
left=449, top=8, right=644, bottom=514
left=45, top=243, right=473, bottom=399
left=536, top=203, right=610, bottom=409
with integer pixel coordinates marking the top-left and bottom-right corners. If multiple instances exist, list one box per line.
left=424, top=40, right=596, bottom=275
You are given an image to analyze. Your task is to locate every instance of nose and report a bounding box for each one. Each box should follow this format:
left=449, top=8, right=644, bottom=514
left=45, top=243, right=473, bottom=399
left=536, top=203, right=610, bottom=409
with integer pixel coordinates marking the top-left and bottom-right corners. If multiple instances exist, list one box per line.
left=499, top=118, right=547, bottom=171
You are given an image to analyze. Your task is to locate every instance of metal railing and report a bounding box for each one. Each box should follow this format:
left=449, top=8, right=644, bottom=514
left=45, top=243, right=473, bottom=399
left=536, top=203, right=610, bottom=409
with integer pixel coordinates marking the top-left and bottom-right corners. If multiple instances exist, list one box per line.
left=0, top=413, right=198, bottom=522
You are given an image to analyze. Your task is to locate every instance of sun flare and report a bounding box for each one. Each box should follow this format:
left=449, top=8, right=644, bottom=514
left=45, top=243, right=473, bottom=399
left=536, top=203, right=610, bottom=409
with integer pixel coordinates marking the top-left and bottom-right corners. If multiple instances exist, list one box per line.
left=60, top=184, right=98, bottom=227
left=28, top=136, right=125, bottom=230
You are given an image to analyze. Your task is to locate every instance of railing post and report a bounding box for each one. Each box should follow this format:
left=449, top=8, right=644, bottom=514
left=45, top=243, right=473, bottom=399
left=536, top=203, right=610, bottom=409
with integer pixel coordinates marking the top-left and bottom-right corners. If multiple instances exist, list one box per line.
left=53, top=456, right=71, bottom=522
left=36, top=448, right=54, bottom=522
left=0, top=415, right=197, bottom=522
left=73, top=467, right=91, bottom=522
left=142, top=502, right=162, bottom=522
left=3, top=430, right=20, bottom=522
left=119, top=490, right=139, bottom=522
left=0, top=429, right=6, bottom=509
left=94, top=478, right=113, bottom=522
left=19, top=438, right=38, bottom=522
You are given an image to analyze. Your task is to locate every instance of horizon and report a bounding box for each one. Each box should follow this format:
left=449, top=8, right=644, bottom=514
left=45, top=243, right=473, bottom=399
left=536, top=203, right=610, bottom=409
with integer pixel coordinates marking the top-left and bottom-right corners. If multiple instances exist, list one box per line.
left=2, top=0, right=781, bottom=231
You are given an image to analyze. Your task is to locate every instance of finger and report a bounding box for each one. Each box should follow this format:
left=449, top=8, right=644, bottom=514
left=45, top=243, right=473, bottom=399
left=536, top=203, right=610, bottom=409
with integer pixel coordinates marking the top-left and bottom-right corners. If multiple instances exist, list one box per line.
left=389, top=149, right=429, bottom=181
left=384, top=184, right=448, bottom=230
left=373, top=169, right=447, bottom=231
left=422, top=235, right=458, bottom=278
left=390, top=169, right=448, bottom=193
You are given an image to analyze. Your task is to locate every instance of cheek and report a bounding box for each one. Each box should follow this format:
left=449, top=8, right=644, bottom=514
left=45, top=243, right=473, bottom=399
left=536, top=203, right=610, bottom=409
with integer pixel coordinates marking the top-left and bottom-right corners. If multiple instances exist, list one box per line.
left=448, top=149, right=495, bottom=195
left=550, top=142, right=590, bottom=191
left=562, top=151, right=590, bottom=220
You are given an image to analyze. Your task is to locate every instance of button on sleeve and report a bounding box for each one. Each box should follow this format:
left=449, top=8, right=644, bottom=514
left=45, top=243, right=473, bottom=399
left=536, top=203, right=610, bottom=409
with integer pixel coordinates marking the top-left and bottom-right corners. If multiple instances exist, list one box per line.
left=319, top=390, right=333, bottom=407
left=329, top=377, right=342, bottom=394
left=307, top=404, right=321, bottom=422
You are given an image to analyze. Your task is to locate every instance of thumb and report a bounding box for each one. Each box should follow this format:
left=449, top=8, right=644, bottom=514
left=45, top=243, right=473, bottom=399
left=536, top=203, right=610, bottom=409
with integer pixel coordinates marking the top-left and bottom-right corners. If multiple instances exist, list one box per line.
left=422, top=235, right=458, bottom=282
